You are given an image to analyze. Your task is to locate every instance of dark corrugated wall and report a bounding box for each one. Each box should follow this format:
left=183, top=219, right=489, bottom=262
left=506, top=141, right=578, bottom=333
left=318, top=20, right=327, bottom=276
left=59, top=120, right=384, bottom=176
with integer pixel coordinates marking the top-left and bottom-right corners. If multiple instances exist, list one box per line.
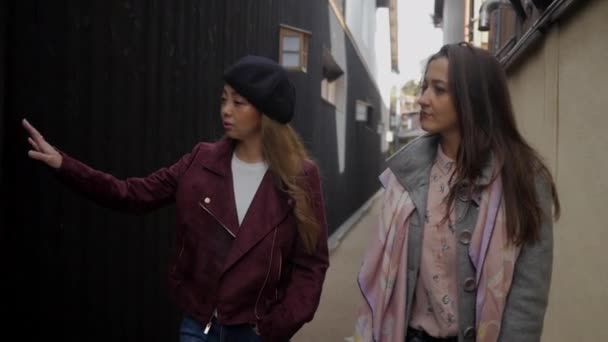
left=3, top=1, right=227, bottom=340
left=0, top=0, right=6, bottom=184
left=1, top=0, right=384, bottom=340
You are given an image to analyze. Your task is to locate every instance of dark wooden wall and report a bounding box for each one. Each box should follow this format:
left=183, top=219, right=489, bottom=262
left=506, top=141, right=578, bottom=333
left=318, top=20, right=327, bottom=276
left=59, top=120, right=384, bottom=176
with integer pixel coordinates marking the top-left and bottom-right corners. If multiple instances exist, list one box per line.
left=1, top=1, right=384, bottom=340
left=0, top=0, right=6, bottom=185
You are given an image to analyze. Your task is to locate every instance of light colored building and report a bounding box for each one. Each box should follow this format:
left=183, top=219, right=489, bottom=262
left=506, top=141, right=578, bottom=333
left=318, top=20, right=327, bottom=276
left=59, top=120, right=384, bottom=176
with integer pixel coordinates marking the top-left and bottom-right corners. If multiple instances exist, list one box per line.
left=505, top=3, right=608, bottom=339
left=434, top=0, right=491, bottom=49
left=432, top=0, right=466, bottom=44
left=398, top=94, right=423, bottom=139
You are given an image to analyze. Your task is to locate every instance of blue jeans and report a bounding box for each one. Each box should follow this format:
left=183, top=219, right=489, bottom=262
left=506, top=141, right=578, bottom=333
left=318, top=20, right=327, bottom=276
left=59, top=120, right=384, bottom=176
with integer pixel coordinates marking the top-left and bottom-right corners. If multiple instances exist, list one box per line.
left=179, top=315, right=262, bottom=342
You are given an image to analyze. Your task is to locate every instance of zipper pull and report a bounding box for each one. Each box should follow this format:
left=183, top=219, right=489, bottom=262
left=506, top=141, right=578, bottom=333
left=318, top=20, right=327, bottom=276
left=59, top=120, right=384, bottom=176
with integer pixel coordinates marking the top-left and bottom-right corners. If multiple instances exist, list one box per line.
left=203, top=321, right=212, bottom=335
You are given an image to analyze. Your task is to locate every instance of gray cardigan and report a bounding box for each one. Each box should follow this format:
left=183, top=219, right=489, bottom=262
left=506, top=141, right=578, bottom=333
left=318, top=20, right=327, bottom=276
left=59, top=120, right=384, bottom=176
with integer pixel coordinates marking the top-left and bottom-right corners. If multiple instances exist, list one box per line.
left=386, top=135, right=553, bottom=342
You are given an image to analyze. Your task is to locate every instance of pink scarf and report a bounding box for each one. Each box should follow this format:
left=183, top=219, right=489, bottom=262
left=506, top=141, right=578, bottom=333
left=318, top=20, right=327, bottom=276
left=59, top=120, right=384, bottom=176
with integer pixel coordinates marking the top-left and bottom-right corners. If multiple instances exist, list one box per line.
left=354, top=169, right=520, bottom=342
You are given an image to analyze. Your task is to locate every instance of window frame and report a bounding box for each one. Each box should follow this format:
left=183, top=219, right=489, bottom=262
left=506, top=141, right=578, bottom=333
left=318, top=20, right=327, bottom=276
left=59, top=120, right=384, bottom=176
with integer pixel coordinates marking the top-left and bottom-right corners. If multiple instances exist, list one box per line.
left=279, top=24, right=311, bottom=72
left=355, top=100, right=371, bottom=122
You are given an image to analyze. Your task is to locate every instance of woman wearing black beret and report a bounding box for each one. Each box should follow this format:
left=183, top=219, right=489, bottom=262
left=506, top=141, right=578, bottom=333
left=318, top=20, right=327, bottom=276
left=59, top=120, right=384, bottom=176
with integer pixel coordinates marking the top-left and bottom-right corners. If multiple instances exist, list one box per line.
left=23, top=55, right=329, bottom=342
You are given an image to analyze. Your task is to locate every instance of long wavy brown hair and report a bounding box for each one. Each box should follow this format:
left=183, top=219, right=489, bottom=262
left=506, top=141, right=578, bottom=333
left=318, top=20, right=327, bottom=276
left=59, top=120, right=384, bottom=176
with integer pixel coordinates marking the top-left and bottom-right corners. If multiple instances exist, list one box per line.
left=260, top=115, right=320, bottom=253
left=427, top=43, right=560, bottom=246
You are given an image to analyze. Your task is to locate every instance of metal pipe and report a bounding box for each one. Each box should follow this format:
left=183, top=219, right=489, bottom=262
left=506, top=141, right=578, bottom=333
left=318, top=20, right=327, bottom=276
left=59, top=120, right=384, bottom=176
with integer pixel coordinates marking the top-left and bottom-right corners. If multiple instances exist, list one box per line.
left=479, top=0, right=504, bottom=31
left=500, top=0, right=577, bottom=70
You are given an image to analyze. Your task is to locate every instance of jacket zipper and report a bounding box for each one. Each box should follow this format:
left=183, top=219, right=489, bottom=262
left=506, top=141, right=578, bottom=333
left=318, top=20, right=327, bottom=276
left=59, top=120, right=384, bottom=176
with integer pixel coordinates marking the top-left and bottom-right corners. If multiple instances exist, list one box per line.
left=276, top=251, right=282, bottom=301
left=198, top=200, right=233, bottom=334
left=203, top=312, right=215, bottom=334
left=199, top=202, right=236, bottom=238
left=277, top=251, right=282, bottom=279
left=254, top=228, right=278, bottom=320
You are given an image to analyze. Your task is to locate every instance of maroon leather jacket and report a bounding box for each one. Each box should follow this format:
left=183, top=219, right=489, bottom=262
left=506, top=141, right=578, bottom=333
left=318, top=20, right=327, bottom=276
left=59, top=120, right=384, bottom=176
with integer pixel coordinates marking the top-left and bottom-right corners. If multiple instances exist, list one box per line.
left=57, top=138, right=329, bottom=341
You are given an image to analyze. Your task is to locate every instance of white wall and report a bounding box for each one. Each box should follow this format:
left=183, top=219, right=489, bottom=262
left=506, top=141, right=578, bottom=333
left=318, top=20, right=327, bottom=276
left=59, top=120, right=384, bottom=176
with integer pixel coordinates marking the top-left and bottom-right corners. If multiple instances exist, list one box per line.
left=329, top=6, right=348, bottom=174
left=345, top=0, right=378, bottom=79
left=443, top=0, right=465, bottom=44
left=506, top=1, right=608, bottom=340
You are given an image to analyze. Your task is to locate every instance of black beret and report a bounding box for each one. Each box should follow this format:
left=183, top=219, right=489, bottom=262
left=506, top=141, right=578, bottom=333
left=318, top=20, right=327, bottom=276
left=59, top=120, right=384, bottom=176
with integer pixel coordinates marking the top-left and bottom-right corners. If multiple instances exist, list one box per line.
left=224, top=55, right=296, bottom=124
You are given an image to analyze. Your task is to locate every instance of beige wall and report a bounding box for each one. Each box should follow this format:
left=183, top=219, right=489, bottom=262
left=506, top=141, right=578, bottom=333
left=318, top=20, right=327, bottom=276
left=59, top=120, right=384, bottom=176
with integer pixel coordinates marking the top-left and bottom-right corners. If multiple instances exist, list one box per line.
left=507, top=0, right=608, bottom=340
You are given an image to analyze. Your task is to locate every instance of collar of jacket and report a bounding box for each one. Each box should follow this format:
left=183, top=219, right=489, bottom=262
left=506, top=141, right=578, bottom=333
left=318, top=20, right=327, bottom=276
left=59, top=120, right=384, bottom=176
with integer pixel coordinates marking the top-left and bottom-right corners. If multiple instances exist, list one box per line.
left=386, top=134, right=494, bottom=196
left=199, top=137, right=237, bottom=177
left=194, top=137, right=293, bottom=271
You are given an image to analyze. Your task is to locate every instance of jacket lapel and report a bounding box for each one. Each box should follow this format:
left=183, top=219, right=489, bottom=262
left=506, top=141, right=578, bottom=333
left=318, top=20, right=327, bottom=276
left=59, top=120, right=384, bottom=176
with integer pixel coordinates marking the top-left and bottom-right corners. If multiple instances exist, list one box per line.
left=386, top=134, right=494, bottom=212
left=198, top=139, right=239, bottom=237
left=222, top=172, right=292, bottom=272
left=387, top=135, right=438, bottom=219
left=198, top=138, right=294, bottom=272
left=198, top=175, right=239, bottom=238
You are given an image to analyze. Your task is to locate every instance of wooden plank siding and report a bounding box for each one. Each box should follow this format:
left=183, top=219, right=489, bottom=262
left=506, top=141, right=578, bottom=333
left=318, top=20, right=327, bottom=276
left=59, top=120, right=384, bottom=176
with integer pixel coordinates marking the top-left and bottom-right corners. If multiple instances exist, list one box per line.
left=1, top=1, right=384, bottom=340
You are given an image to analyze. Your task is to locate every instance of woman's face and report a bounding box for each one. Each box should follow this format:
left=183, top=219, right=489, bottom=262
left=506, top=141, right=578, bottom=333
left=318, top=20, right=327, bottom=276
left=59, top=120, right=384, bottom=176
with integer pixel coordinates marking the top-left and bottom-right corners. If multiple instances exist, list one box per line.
left=221, top=85, right=262, bottom=141
left=418, top=57, right=459, bottom=137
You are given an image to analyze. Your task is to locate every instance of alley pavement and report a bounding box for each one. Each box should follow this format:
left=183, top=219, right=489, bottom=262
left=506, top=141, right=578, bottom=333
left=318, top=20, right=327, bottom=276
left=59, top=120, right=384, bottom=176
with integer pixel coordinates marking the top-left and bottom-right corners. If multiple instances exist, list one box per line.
left=292, top=197, right=381, bottom=342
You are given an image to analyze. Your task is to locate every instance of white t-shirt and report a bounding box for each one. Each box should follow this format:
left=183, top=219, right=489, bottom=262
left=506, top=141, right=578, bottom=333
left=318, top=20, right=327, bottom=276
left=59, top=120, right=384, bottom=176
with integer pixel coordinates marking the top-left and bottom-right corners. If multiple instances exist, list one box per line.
left=231, top=153, right=269, bottom=225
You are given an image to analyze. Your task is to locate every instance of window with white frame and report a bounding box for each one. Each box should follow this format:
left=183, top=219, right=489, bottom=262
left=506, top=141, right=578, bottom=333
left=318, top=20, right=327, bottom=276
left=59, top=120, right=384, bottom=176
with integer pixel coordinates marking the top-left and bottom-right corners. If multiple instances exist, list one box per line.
left=279, top=25, right=311, bottom=72
left=356, top=101, right=370, bottom=122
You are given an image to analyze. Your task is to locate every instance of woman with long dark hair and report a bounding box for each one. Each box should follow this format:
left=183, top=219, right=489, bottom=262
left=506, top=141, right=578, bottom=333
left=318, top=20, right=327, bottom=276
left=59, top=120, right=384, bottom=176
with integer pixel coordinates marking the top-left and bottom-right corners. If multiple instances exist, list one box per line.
left=24, top=55, right=329, bottom=342
left=355, top=43, right=560, bottom=342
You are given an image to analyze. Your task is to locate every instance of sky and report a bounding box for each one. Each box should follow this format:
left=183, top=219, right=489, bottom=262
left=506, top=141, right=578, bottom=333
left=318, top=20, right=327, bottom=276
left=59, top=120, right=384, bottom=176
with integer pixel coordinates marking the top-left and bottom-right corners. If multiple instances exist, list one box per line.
left=375, top=1, right=443, bottom=105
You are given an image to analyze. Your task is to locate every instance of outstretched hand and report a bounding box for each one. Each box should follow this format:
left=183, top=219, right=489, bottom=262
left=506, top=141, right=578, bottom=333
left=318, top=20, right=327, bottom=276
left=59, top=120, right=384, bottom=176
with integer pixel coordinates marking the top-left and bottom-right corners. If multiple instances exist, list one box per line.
left=22, top=118, right=63, bottom=169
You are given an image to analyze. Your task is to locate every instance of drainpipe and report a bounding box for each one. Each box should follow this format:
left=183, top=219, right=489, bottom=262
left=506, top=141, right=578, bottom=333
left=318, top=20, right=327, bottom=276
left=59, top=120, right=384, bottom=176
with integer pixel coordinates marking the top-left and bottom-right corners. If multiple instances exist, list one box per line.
left=479, top=0, right=506, bottom=31
left=501, top=0, right=581, bottom=71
